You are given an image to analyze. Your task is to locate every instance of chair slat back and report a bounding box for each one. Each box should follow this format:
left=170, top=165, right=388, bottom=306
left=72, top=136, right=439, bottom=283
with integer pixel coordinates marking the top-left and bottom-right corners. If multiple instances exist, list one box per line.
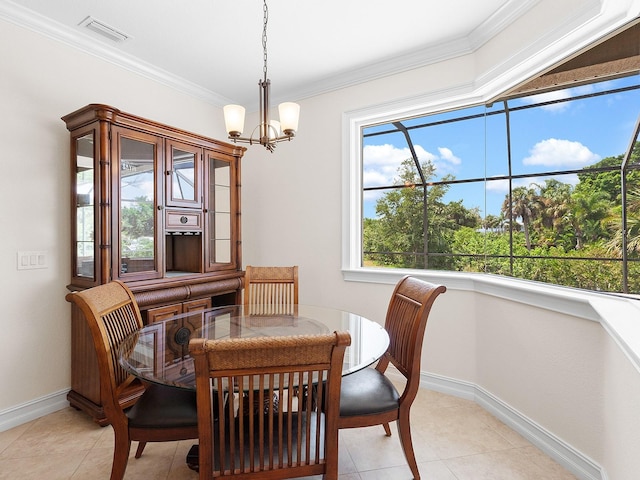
left=384, top=276, right=446, bottom=379
left=101, top=303, right=142, bottom=386
left=244, top=266, right=299, bottom=315
left=190, top=331, right=350, bottom=479
left=65, top=281, right=144, bottom=416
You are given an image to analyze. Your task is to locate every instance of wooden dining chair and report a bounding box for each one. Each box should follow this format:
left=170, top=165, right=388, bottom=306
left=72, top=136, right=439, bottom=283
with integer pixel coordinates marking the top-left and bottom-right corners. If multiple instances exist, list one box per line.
left=65, top=281, right=199, bottom=480
left=243, top=265, right=299, bottom=314
left=189, top=331, right=351, bottom=480
left=337, top=276, right=446, bottom=480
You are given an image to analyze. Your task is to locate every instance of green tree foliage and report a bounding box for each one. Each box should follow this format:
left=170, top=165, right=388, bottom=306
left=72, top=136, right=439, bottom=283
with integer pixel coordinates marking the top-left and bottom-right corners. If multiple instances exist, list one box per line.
left=121, top=197, right=154, bottom=257
left=363, top=142, right=640, bottom=293
left=363, top=157, right=480, bottom=269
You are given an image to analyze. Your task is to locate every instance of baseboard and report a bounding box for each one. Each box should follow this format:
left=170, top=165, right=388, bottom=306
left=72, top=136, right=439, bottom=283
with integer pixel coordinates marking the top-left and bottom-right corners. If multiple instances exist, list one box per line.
left=0, top=389, right=70, bottom=432
left=420, top=372, right=607, bottom=480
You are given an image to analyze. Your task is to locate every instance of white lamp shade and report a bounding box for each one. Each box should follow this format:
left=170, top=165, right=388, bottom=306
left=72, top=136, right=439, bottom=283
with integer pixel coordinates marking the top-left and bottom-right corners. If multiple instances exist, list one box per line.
left=278, top=102, right=300, bottom=134
left=223, top=104, right=246, bottom=135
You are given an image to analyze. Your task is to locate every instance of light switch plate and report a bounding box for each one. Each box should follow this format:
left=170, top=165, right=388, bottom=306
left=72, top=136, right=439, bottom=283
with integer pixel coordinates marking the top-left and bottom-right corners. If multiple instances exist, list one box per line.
left=17, top=251, right=48, bottom=270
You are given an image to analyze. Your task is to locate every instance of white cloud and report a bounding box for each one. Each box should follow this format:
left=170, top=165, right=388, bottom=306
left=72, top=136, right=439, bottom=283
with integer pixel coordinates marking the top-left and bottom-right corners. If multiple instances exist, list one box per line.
left=437, top=147, right=461, bottom=165
left=363, top=143, right=460, bottom=187
left=485, top=173, right=580, bottom=197
left=485, top=178, right=509, bottom=193
left=523, top=90, right=571, bottom=112
left=522, top=138, right=600, bottom=167
left=518, top=84, right=601, bottom=112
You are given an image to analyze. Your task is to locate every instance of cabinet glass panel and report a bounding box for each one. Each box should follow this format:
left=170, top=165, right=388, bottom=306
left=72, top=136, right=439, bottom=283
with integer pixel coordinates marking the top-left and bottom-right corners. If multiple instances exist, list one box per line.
left=75, top=133, right=95, bottom=279
left=120, top=137, right=156, bottom=275
left=209, top=159, right=232, bottom=265
left=170, top=147, right=196, bottom=203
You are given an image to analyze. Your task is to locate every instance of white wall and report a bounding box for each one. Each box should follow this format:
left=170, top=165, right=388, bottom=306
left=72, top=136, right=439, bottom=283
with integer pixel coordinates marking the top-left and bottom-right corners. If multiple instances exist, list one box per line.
left=602, top=333, right=640, bottom=479
left=476, top=294, right=607, bottom=461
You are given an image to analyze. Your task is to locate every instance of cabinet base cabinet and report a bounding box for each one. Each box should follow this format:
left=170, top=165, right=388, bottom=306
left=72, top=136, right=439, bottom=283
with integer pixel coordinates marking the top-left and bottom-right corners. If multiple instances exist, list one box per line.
left=146, top=298, right=211, bottom=324
left=67, top=304, right=147, bottom=426
left=67, top=275, right=243, bottom=426
left=67, top=382, right=145, bottom=427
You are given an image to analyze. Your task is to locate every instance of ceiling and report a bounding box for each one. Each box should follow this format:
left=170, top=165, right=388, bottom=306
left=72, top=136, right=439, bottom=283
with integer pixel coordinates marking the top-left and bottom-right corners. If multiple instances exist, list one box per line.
left=0, top=0, right=545, bottom=108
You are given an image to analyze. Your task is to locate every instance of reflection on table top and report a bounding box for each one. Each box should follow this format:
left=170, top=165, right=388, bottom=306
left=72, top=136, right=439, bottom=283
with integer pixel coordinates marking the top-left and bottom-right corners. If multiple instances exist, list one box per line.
left=118, top=304, right=390, bottom=390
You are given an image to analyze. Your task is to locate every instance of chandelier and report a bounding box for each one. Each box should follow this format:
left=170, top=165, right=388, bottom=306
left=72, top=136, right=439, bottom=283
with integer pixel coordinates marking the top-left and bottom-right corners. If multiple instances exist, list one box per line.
left=223, top=0, right=300, bottom=153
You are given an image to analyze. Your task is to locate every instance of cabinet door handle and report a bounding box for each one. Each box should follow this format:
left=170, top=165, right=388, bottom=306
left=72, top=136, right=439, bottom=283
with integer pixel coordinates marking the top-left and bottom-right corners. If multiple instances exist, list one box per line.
left=157, top=205, right=163, bottom=210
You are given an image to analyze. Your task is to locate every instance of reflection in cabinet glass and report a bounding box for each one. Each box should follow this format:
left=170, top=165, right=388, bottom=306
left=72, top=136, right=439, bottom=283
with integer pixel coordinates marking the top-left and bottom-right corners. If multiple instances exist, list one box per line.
left=171, top=149, right=195, bottom=202
left=113, top=127, right=162, bottom=281
left=207, top=155, right=235, bottom=268
left=75, top=133, right=95, bottom=280
left=166, top=140, right=201, bottom=208
left=119, top=136, right=157, bottom=275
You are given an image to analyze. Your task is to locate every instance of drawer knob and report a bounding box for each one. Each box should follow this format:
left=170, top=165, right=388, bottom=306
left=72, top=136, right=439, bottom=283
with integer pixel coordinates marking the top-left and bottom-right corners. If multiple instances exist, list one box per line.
left=180, top=216, right=188, bottom=224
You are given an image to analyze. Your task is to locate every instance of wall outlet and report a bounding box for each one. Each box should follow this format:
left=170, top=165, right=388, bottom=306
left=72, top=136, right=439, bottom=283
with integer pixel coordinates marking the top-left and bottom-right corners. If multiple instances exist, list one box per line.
left=17, top=251, right=48, bottom=270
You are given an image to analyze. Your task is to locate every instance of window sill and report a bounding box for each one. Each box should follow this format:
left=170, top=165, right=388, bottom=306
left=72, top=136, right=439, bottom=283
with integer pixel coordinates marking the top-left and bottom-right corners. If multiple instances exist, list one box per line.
left=342, top=267, right=640, bottom=370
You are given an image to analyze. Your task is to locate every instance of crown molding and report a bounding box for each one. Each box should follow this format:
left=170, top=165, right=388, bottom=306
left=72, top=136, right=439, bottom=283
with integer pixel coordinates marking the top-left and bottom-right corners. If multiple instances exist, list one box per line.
left=1, top=0, right=633, bottom=108
left=0, top=0, right=541, bottom=108
left=0, top=0, right=232, bottom=106
left=272, top=0, right=541, bottom=105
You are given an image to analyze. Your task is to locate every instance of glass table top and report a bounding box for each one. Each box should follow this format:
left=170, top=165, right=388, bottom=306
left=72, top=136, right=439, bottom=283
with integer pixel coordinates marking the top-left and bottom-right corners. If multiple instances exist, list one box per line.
left=119, top=304, right=390, bottom=390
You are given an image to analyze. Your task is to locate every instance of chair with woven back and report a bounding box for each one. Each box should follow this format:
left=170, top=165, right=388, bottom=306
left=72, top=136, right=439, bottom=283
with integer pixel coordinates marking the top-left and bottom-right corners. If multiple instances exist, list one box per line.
left=337, top=276, right=446, bottom=480
left=189, top=330, right=351, bottom=480
left=243, top=265, right=299, bottom=315
left=65, top=280, right=199, bottom=480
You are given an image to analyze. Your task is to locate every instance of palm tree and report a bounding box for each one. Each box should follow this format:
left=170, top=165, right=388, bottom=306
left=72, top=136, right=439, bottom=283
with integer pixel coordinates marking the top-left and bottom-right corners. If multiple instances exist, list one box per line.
left=537, top=180, right=572, bottom=230
left=568, top=188, right=611, bottom=249
left=482, top=214, right=504, bottom=232
left=606, top=188, right=640, bottom=255
left=502, top=186, right=540, bottom=251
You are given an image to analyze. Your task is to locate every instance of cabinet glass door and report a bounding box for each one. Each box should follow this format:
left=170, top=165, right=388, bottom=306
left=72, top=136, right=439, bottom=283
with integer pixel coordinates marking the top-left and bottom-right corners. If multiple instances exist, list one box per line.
left=74, top=131, right=96, bottom=281
left=115, top=128, right=163, bottom=280
left=166, top=140, right=201, bottom=208
left=205, top=152, right=236, bottom=271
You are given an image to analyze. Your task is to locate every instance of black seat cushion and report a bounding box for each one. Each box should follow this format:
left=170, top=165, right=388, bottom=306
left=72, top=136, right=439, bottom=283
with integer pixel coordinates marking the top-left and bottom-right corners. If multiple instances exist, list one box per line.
left=127, top=384, right=198, bottom=429
left=339, top=368, right=400, bottom=417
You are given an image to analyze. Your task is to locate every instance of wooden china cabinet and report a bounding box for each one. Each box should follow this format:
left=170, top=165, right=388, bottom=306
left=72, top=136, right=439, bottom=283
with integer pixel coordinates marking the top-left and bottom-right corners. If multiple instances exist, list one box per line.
left=63, top=104, right=246, bottom=425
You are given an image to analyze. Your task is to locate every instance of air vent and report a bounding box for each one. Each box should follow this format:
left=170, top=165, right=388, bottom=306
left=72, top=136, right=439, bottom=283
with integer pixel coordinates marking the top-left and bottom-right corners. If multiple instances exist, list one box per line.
left=79, top=16, right=130, bottom=43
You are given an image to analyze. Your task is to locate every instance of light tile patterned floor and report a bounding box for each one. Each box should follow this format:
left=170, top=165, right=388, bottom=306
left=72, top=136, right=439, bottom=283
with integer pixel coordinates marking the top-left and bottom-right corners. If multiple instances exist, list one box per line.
left=0, top=389, right=577, bottom=479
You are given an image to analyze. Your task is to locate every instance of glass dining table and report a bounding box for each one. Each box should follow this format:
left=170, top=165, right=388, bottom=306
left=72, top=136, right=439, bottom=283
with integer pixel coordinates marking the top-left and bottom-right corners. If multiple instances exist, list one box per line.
left=118, top=304, right=390, bottom=390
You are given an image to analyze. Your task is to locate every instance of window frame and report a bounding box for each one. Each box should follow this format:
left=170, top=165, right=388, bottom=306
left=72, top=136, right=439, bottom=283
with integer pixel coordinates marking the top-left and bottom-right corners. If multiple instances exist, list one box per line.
left=342, top=79, right=640, bottom=292
left=342, top=89, right=479, bottom=284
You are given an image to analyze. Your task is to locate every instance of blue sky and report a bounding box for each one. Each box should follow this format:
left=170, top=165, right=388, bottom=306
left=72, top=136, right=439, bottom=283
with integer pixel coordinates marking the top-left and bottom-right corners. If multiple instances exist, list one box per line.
left=362, top=75, right=640, bottom=219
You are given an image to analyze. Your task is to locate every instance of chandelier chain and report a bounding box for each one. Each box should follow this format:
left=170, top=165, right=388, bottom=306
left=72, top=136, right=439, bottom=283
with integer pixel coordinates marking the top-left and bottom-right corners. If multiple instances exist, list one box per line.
left=262, top=0, right=268, bottom=82
left=223, top=0, right=298, bottom=152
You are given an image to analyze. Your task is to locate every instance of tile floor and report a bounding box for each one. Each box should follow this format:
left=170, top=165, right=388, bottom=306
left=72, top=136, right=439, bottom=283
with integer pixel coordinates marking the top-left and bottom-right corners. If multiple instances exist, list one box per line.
left=0, top=388, right=577, bottom=479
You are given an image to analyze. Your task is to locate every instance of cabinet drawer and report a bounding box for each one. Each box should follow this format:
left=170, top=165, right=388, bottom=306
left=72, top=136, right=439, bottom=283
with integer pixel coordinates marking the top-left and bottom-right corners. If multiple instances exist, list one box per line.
left=165, top=209, right=202, bottom=232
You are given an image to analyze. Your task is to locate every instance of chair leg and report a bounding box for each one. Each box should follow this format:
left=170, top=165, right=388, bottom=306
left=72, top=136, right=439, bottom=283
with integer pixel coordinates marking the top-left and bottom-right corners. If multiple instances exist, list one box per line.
left=382, top=422, right=392, bottom=436
left=135, top=441, right=147, bottom=458
left=110, top=428, right=132, bottom=480
left=396, top=413, right=420, bottom=480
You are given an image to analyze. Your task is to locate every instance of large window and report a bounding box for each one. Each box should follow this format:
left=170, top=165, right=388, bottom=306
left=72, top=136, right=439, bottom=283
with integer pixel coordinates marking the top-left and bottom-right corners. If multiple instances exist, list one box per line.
left=361, top=74, right=640, bottom=293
